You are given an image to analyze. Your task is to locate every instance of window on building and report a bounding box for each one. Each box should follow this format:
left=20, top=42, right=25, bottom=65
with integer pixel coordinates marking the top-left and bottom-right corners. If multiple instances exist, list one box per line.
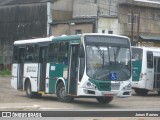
left=128, top=14, right=138, bottom=24
left=75, top=30, right=82, bottom=34
left=108, top=30, right=113, bottom=34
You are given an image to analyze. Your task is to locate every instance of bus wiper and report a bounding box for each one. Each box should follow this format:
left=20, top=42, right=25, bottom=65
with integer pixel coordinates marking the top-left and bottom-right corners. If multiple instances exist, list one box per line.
left=95, top=44, right=103, bottom=58
left=95, top=44, right=105, bottom=67
left=113, top=50, right=116, bottom=62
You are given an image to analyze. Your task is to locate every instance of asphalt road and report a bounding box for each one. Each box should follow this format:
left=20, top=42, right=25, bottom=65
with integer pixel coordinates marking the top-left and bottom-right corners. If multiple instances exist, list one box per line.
left=0, top=76, right=160, bottom=119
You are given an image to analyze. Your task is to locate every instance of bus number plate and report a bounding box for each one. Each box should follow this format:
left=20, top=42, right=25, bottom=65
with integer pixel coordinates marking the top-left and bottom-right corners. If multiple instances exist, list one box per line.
left=104, top=94, right=113, bottom=97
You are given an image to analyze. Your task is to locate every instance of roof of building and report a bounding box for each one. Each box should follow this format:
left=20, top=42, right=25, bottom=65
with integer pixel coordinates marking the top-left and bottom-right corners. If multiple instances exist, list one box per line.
left=0, top=0, right=51, bottom=6
left=135, top=0, right=160, bottom=4
left=140, top=35, right=160, bottom=41
left=119, top=0, right=160, bottom=8
left=51, top=18, right=96, bottom=25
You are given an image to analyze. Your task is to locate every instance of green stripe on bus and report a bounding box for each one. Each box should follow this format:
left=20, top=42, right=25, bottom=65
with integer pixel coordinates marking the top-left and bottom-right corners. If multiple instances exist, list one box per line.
left=132, top=60, right=142, bottom=82
left=89, top=79, right=111, bottom=91
left=49, top=63, right=64, bottom=93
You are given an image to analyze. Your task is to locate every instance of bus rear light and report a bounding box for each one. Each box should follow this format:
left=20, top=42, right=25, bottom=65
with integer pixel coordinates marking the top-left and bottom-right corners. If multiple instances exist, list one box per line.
left=140, top=73, right=143, bottom=79
left=140, top=73, right=146, bottom=80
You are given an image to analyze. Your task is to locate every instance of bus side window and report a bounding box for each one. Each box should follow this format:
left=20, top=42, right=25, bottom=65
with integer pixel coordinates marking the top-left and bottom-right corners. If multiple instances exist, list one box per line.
left=58, top=42, right=69, bottom=65
left=25, top=45, right=34, bottom=62
left=147, top=52, right=153, bottom=68
left=34, top=44, right=38, bottom=62
left=48, top=43, right=59, bottom=63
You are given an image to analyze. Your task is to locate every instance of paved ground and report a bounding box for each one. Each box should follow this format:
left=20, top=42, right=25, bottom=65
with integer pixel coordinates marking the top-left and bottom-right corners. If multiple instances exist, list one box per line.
left=0, top=76, right=160, bottom=120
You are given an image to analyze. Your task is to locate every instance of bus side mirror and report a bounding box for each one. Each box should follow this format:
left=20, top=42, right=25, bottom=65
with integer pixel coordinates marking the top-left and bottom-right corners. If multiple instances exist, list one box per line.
left=79, top=46, right=85, bottom=58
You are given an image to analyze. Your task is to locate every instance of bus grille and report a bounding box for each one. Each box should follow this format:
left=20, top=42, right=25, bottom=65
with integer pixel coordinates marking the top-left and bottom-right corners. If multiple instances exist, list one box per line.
left=98, top=82, right=120, bottom=91
left=98, top=83, right=110, bottom=91
left=111, top=83, right=120, bottom=90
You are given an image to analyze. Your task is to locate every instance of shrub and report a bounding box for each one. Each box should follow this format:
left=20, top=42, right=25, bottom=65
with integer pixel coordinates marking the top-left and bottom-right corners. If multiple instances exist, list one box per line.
left=0, top=68, right=11, bottom=76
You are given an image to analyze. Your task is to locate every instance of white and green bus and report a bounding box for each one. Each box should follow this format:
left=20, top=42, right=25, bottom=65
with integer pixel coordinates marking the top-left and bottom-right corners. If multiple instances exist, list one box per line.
left=132, top=46, right=160, bottom=95
left=11, top=33, right=132, bottom=104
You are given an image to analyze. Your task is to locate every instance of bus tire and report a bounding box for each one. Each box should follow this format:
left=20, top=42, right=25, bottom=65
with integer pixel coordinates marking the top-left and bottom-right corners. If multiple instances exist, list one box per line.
left=96, top=96, right=113, bottom=104
left=26, top=81, right=42, bottom=98
left=56, top=82, right=73, bottom=103
left=134, top=88, right=148, bottom=96
left=158, top=91, right=160, bottom=96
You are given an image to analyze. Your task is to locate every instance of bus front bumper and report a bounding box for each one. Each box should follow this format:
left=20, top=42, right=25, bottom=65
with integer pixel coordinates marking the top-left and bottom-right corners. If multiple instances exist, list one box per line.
left=77, top=88, right=119, bottom=97
left=116, top=90, right=132, bottom=98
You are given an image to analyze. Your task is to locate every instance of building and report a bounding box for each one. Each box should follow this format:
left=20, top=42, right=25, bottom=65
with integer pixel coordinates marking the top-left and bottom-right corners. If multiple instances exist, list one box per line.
left=0, top=0, right=52, bottom=70
left=1, top=0, right=160, bottom=69
left=50, top=0, right=160, bottom=47
left=119, top=0, right=160, bottom=46
left=50, top=0, right=120, bottom=36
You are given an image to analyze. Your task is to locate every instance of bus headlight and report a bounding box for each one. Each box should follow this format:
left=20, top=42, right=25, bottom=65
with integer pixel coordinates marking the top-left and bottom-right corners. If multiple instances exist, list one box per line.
left=122, top=83, right=131, bottom=90
left=82, top=81, right=97, bottom=89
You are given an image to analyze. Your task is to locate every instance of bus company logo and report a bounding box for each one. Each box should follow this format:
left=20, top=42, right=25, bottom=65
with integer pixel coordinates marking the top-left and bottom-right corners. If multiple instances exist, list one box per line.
left=27, top=66, right=37, bottom=73
left=1, top=112, right=42, bottom=118
left=2, top=112, right=11, bottom=117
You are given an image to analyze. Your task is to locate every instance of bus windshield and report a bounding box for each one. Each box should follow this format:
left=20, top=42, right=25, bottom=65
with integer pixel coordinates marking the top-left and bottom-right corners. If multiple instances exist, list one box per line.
left=85, top=36, right=131, bottom=81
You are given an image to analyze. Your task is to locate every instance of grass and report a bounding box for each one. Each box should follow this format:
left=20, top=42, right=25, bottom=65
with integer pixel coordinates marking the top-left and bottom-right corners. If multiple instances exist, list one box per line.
left=0, top=68, right=11, bottom=76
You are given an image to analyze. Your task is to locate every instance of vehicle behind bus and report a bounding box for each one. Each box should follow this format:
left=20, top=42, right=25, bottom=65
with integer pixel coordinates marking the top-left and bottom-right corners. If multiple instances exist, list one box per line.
left=132, top=46, right=160, bottom=95
left=11, top=34, right=132, bottom=104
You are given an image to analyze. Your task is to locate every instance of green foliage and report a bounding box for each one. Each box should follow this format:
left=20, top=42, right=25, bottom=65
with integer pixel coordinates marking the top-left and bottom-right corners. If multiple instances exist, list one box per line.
left=0, top=68, right=11, bottom=76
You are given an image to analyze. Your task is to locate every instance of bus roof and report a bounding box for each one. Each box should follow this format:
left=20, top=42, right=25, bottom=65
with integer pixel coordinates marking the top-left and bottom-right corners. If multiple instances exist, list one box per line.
left=14, top=36, right=54, bottom=45
left=132, top=46, right=160, bottom=51
left=13, top=33, right=130, bottom=45
left=52, top=33, right=130, bottom=41
left=52, top=34, right=81, bottom=42
left=13, top=35, right=81, bottom=45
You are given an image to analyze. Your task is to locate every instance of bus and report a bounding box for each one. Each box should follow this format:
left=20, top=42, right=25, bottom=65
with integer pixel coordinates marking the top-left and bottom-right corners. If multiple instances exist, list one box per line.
left=132, top=46, right=160, bottom=95
left=11, top=33, right=132, bottom=104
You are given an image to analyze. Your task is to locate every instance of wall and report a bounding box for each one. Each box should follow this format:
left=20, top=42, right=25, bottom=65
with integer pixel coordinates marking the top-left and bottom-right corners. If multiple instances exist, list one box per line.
left=119, top=3, right=160, bottom=37
left=0, top=3, right=48, bottom=69
left=52, top=0, right=73, bottom=20
left=73, top=0, right=118, bottom=18
left=51, top=23, right=94, bottom=36
left=98, top=17, right=120, bottom=34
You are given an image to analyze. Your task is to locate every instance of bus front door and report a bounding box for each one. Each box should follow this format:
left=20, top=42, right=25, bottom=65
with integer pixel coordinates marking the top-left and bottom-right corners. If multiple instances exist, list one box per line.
left=68, top=44, right=79, bottom=95
left=38, top=46, right=48, bottom=91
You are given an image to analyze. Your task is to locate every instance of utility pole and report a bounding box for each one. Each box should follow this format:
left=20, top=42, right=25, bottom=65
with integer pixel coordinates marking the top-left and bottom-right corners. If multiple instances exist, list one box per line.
left=96, top=5, right=100, bottom=33
left=137, top=9, right=141, bottom=43
left=131, top=0, right=134, bottom=43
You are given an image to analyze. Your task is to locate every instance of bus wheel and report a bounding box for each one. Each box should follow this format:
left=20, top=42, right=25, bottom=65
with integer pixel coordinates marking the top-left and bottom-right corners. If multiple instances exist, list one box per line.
left=158, top=91, right=160, bottom=96
left=134, top=89, right=148, bottom=96
left=56, top=82, right=73, bottom=103
left=96, top=97, right=113, bottom=104
left=26, top=81, right=42, bottom=98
